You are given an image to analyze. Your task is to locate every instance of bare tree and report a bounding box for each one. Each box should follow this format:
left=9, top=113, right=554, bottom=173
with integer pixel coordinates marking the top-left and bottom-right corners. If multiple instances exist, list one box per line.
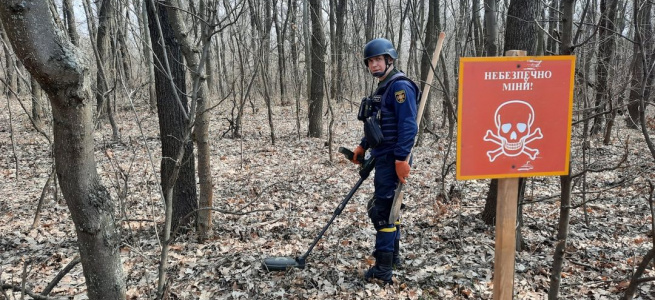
left=162, top=0, right=215, bottom=241
left=333, top=0, right=346, bottom=101
left=0, top=2, right=126, bottom=299
left=116, top=6, right=132, bottom=85
left=93, top=0, right=111, bottom=116
left=87, top=0, right=119, bottom=140
left=274, top=0, right=291, bottom=105
left=0, top=21, right=16, bottom=100
left=596, top=0, right=620, bottom=142
left=308, top=0, right=326, bottom=138
left=62, top=0, right=79, bottom=46
left=625, top=0, right=653, bottom=128
left=484, top=0, right=499, bottom=56
left=418, top=0, right=441, bottom=132
left=303, top=0, right=311, bottom=99
left=471, top=0, right=484, bottom=56
left=30, top=76, right=45, bottom=130
left=549, top=1, right=576, bottom=299
left=365, top=0, right=376, bottom=41
left=134, top=0, right=157, bottom=110
left=146, top=0, right=198, bottom=231
left=547, top=0, right=559, bottom=54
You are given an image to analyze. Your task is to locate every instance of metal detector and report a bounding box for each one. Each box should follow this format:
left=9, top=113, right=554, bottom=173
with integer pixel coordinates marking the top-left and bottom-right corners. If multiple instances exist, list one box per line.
left=261, top=147, right=375, bottom=271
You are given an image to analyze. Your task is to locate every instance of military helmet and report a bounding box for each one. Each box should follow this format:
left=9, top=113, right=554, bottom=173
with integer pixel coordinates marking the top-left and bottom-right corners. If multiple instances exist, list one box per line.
left=363, top=38, right=398, bottom=66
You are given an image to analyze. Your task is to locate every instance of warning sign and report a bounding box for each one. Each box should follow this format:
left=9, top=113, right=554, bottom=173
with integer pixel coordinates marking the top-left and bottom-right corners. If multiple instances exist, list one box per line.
left=456, top=56, right=576, bottom=180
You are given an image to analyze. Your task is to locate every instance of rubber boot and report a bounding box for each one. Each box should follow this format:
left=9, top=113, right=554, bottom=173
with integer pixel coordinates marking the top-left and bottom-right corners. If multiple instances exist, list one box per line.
left=364, top=251, right=393, bottom=284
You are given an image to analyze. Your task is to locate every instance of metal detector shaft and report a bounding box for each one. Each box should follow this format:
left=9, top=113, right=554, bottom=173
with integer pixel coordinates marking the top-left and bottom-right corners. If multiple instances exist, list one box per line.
left=297, top=175, right=366, bottom=261
left=297, top=156, right=376, bottom=262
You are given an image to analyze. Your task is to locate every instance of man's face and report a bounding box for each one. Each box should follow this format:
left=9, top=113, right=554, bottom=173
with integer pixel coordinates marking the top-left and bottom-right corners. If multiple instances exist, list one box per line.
left=366, top=55, right=387, bottom=74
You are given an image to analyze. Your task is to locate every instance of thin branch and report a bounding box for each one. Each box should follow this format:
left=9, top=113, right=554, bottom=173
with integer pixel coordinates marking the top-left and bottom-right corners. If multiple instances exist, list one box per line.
left=1, top=285, right=53, bottom=300
left=40, top=256, right=81, bottom=296
left=31, top=167, right=56, bottom=228
left=571, top=138, right=629, bottom=179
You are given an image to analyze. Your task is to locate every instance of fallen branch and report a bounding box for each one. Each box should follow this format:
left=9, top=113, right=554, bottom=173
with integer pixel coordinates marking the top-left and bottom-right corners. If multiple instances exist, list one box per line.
left=1, top=284, right=51, bottom=300
left=40, top=256, right=80, bottom=296
left=621, top=247, right=655, bottom=300
left=567, top=258, right=601, bottom=272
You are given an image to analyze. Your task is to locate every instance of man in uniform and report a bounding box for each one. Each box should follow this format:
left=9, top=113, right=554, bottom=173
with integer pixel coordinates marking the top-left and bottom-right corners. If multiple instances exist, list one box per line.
left=351, top=38, right=419, bottom=284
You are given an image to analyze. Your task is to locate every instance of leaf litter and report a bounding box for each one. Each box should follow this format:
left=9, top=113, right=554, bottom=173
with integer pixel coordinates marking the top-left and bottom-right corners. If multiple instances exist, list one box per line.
left=1, top=98, right=654, bottom=299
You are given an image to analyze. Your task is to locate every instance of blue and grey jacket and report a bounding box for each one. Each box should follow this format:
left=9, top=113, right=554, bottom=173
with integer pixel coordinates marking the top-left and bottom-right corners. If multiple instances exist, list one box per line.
left=360, top=69, right=419, bottom=161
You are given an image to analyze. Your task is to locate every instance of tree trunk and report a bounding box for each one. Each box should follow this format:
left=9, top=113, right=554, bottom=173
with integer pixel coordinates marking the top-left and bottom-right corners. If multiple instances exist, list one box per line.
left=94, top=0, right=111, bottom=120
left=407, top=1, right=417, bottom=76
left=62, top=0, right=79, bottom=46
left=536, top=3, right=546, bottom=55
left=308, top=0, right=325, bottom=138
left=597, top=0, right=620, bottom=141
left=626, top=0, right=653, bottom=129
left=303, top=0, right=311, bottom=101
left=365, top=0, right=376, bottom=41
left=481, top=179, right=498, bottom=224
left=274, top=0, right=289, bottom=105
left=548, top=170, right=573, bottom=300
left=290, top=0, right=302, bottom=138
left=329, top=0, right=336, bottom=99
left=138, top=0, right=157, bottom=110
left=471, top=0, right=484, bottom=56
left=117, top=8, right=132, bottom=85
left=30, top=76, right=45, bottom=130
left=591, top=0, right=619, bottom=135
left=0, top=21, right=16, bottom=100
left=418, top=0, right=440, bottom=132
left=334, top=0, right=346, bottom=101
left=147, top=1, right=198, bottom=230
left=484, top=0, right=498, bottom=56
left=548, top=2, right=575, bottom=298
left=0, top=2, right=126, bottom=299
left=547, top=0, right=559, bottom=54
left=162, top=0, right=213, bottom=241
left=263, top=0, right=276, bottom=143
left=397, top=1, right=409, bottom=63
left=503, top=0, right=539, bottom=54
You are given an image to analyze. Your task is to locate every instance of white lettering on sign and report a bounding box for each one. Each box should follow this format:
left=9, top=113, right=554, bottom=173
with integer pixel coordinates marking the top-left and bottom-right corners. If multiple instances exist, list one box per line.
left=483, top=70, right=552, bottom=81
left=502, top=82, right=533, bottom=91
left=483, top=63, right=551, bottom=92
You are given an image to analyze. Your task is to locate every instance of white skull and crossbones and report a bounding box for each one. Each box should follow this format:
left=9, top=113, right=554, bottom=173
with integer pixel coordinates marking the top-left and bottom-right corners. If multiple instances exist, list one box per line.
left=483, top=100, right=543, bottom=162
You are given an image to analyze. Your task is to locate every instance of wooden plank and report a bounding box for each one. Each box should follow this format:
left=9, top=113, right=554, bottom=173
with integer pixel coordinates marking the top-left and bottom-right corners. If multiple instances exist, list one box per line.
left=493, top=177, right=519, bottom=300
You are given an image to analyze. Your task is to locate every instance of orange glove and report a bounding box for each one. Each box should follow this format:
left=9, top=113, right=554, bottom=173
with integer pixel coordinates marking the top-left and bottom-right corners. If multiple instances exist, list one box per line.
left=395, top=160, right=410, bottom=184
left=352, top=145, right=365, bottom=164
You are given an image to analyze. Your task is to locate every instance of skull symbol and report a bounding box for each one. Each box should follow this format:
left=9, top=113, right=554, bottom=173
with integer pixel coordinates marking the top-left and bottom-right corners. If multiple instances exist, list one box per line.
left=496, top=100, right=534, bottom=156
left=483, top=100, right=543, bottom=162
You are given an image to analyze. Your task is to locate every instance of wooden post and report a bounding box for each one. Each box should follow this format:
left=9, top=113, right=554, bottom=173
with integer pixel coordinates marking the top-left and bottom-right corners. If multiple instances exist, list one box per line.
left=493, top=177, right=519, bottom=300
left=492, top=49, right=527, bottom=300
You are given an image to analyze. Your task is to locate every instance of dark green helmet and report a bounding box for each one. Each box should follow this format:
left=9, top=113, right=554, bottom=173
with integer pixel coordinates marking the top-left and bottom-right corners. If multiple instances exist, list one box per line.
left=363, top=38, right=398, bottom=66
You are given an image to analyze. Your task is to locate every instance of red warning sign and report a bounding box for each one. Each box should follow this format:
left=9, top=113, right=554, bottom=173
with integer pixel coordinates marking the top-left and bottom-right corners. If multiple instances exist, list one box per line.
left=456, top=56, right=576, bottom=180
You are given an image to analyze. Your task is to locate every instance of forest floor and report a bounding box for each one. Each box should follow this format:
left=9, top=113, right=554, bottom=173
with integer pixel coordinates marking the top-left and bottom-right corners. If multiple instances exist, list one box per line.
left=1, top=94, right=654, bottom=300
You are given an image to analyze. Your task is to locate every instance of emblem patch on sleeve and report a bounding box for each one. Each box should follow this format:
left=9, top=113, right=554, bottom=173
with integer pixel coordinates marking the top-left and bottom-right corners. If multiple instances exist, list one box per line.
left=395, top=90, right=406, bottom=103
